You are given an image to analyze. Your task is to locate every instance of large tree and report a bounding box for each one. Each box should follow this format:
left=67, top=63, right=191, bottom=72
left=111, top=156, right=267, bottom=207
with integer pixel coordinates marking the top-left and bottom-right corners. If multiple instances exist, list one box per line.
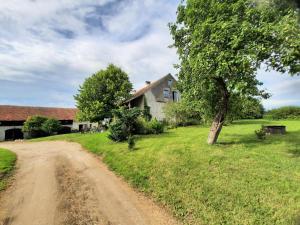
left=170, top=0, right=300, bottom=144
left=74, top=64, right=132, bottom=122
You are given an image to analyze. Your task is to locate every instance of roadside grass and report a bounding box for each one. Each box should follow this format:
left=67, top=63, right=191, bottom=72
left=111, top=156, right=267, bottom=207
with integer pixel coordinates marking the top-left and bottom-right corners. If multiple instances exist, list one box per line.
left=0, top=148, right=17, bottom=191
left=34, top=120, right=300, bottom=225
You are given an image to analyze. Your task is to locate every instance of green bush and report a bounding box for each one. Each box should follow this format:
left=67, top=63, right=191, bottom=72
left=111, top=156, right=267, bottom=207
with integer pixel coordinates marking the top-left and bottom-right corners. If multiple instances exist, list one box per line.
left=42, top=118, right=62, bottom=135
left=128, top=136, right=135, bottom=150
left=108, top=108, right=165, bottom=142
left=163, top=102, right=201, bottom=127
left=149, top=118, right=164, bottom=134
left=22, top=116, right=48, bottom=138
left=22, top=116, right=62, bottom=139
left=135, top=117, right=165, bottom=135
left=164, top=101, right=201, bottom=127
left=108, top=107, right=141, bottom=142
left=108, top=120, right=128, bottom=142
left=255, top=126, right=266, bottom=140
left=143, top=105, right=152, bottom=121
left=266, top=106, right=300, bottom=120
left=135, top=117, right=151, bottom=134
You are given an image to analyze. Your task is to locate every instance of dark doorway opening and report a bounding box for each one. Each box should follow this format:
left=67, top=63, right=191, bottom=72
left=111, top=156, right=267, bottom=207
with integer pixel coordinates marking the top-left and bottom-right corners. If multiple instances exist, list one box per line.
left=5, top=128, right=24, bottom=141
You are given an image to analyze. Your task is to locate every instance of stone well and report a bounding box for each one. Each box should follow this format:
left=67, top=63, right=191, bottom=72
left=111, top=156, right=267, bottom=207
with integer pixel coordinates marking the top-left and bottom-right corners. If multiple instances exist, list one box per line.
left=263, top=125, right=286, bottom=135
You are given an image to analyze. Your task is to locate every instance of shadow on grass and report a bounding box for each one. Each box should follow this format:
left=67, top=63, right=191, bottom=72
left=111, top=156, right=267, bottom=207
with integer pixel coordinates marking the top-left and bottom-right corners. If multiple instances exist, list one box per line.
left=232, top=120, right=272, bottom=125
left=218, top=130, right=300, bottom=156
left=134, top=131, right=179, bottom=141
left=288, top=146, right=300, bottom=157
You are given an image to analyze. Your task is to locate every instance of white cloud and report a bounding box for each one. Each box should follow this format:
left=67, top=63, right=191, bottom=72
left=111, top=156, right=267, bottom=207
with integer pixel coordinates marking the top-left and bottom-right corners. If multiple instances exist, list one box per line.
left=0, top=0, right=299, bottom=109
left=0, top=0, right=180, bottom=106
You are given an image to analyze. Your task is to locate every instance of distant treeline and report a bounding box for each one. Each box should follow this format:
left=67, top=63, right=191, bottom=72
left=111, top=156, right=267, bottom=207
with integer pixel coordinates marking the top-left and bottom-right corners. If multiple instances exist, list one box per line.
left=265, top=106, right=300, bottom=120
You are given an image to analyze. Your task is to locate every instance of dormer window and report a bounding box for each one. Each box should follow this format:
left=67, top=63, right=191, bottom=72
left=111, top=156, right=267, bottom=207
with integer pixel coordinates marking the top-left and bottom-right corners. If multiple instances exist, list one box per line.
left=168, top=79, right=173, bottom=87
left=163, top=88, right=170, bottom=98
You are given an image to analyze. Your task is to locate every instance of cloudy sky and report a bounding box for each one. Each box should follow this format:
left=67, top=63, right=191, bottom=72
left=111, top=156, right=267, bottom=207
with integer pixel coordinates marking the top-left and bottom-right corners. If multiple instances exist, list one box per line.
left=0, top=0, right=299, bottom=110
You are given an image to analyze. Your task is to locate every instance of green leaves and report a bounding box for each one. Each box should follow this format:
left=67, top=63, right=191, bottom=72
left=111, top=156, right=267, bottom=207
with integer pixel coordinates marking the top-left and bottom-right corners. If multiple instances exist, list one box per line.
left=170, top=0, right=300, bottom=119
left=74, top=64, right=133, bottom=122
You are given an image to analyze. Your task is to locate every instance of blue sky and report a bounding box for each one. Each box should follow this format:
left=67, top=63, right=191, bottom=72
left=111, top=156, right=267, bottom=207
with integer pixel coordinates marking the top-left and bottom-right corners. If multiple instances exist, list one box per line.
left=0, top=0, right=299, bottom=110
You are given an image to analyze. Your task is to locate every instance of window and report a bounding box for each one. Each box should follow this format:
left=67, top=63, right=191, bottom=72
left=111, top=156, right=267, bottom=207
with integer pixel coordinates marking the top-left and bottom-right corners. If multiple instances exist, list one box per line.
left=163, top=89, right=170, bottom=98
left=168, top=79, right=173, bottom=87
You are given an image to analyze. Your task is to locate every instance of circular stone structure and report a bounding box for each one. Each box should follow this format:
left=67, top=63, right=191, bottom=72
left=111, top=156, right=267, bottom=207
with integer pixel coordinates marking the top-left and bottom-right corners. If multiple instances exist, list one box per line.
left=263, top=125, right=286, bottom=135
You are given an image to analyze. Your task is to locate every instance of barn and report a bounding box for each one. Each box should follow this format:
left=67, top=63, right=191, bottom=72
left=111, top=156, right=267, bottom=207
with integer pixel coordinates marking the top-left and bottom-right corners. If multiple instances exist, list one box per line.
left=0, top=105, right=95, bottom=141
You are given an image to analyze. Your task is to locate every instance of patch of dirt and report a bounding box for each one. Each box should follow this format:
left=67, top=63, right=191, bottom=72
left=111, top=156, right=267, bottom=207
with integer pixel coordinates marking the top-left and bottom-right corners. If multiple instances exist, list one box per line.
left=54, top=156, right=109, bottom=225
left=0, top=141, right=179, bottom=225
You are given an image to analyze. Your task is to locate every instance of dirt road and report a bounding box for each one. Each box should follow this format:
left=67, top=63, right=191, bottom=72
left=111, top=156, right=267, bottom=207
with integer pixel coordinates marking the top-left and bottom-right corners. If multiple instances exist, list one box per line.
left=0, top=141, right=178, bottom=225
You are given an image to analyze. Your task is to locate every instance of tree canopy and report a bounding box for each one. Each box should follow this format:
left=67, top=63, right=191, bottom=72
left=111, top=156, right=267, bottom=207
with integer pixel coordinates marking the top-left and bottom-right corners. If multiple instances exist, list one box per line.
left=74, top=64, right=132, bottom=122
left=170, top=0, right=300, bottom=144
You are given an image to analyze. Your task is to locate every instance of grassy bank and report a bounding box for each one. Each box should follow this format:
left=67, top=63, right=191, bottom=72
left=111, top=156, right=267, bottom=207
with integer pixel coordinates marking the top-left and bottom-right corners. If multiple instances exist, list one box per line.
left=0, top=148, right=17, bottom=191
left=35, top=120, right=300, bottom=225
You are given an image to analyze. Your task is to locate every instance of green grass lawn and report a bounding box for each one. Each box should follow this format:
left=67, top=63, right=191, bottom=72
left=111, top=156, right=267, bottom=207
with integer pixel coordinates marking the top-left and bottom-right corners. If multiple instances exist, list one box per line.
left=35, top=120, right=300, bottom=225
left=0, top=148, right=17, bottom=191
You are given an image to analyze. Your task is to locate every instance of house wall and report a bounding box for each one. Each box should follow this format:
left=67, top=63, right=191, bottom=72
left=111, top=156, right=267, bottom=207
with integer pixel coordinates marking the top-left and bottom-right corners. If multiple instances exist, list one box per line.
left=127, top=74, right=180, bottom=121
left=0, top=126, right=23, bottom=141
left=144, top=91, right=166, bottom=121
left=144, top=74, right=179, bottom=121
left=150, top=74, right=178, bottom=102
left=129, top=95, right=144, bottom=109
left=72, top=122, right=99, bottom=131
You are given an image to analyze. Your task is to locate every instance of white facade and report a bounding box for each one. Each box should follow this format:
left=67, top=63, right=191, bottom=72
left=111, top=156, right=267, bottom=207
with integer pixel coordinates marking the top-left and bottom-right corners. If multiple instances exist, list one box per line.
left=0, top=126, right=23, bottom=141
left=144, top=91, right=168, bottom=121
left=128, top=74, right=180, bottom=121
left=72, top=121, right=99, bottom=131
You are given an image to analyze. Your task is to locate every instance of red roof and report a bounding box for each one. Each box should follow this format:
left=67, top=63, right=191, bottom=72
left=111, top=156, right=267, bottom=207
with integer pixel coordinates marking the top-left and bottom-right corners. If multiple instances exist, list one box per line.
left=0, top=105, right=78, bottom=121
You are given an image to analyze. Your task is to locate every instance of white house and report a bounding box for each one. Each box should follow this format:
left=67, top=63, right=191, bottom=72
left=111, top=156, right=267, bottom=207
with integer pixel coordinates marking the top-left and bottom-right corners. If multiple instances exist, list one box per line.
left=126, top=74, right=180, bottom=121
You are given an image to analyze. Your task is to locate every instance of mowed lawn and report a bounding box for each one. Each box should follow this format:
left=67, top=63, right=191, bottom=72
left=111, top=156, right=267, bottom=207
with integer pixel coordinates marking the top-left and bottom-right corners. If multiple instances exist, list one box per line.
left=36, top=120, right=300, bottom=225
left=0, top=148, right=17, bottom=191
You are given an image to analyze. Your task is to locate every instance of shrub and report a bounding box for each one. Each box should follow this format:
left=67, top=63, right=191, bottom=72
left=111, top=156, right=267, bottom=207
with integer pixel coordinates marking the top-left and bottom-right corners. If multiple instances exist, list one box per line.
left=108, top=108, right=165, bottom=142
left=42, top=118, right=62, bottom=135
left=255, top=126, right=266, bottom=140
left=135, top=117, right=151, bottom=134
left=128, top=136, right=135, bottom=150
left=108, top=120, right=128, bottom=142
left=135, top=117, right=165, bottom=135
left=143, top=105, right=152, bottom=121
left=23, top=116, right=63, bottom=139
left=108, top=107, right=141, bottom=142
left=149, top=118, right=164, bottom=134
left=163, top=102, right=201, bottom=127
left=265, top=106, right=300, bottom=120
left=22, top=116, right=48, bottom=139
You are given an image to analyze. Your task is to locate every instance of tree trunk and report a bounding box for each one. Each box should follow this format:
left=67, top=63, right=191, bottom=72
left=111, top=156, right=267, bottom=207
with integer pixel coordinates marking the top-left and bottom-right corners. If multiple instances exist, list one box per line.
left=207, top=110, right=226, bottom=145
left=207, top=78, right=229, bottom=145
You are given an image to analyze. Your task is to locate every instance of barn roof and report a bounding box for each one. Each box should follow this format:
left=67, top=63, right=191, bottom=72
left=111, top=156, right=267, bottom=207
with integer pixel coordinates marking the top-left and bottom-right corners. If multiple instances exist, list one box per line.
left=126, top=74, right=175, bottom=102
left=0, top=105, right=78, bottom=121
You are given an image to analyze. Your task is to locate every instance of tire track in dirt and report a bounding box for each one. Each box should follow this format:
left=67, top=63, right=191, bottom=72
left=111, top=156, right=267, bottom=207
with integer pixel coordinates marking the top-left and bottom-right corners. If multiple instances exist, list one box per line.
left=0, top=141, right=179, bottom=225
left=54, top=156, right=109, bottom=225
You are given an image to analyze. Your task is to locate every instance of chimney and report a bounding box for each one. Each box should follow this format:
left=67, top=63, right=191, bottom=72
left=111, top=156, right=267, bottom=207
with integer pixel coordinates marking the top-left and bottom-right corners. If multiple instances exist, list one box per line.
left=145, top=81, right=151, bottom=85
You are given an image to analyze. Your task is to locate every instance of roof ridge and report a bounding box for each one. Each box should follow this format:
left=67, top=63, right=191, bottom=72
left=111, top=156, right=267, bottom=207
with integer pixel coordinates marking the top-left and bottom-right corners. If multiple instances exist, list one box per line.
left=127, top=74, right=174, bottom=102
left=0, top=105, right=76, bottom=110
